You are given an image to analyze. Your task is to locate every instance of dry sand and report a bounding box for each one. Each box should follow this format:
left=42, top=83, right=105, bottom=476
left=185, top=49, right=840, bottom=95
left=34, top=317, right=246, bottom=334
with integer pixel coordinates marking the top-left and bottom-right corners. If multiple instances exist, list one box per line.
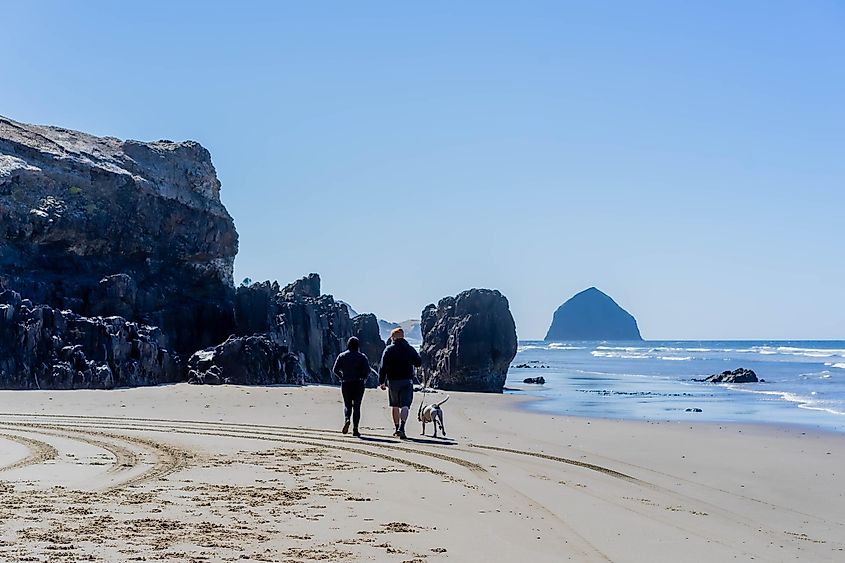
left=0, top=383, right=842, bottom=562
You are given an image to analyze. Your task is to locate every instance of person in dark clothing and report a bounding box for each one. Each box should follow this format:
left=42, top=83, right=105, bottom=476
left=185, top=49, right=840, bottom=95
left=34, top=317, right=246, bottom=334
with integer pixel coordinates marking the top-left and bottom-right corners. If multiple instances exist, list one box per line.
left=332, top=336, right=371, bottom=437
left=379, top=327, right=422, bottom=439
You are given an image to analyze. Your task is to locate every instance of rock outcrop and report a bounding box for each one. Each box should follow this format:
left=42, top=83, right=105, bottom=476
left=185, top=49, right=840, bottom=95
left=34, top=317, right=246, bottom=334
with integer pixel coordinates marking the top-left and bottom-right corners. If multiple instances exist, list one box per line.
left=545, top=287, right=642, bottom=341
left=190, top=274, right=352, bottom=385
left=694, top=368, right=759, bottom=384
left=0, top=289, right=180, bottom=389
left=352, top=313, right=384, bottom=388
left=420, top=289, right=517, bottom=393
left=187, top=334, right=304, bottom=386
left=352, top=314, right=385, bottom=366
left=0, top=116, right=238, bottom=354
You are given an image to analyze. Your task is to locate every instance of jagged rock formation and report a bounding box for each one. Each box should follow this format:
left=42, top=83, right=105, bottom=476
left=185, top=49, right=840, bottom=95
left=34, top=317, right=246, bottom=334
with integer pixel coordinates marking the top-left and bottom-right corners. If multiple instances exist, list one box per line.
left=0, top=116, right=238, bottom=354
left=0, top=290, right=180, bottom=389
left=695, top=368, right=759, bottom=384
left=187, top=334, right=304, bottom=386
left=352, top=313, right=384, bottom=388
left=338, top=301, right=359, bottom=318
left=545, top=287, right=642, bottom=341
left=420, top=289, right=517, bottom=393
left=190, top=274, right=352, bottom=385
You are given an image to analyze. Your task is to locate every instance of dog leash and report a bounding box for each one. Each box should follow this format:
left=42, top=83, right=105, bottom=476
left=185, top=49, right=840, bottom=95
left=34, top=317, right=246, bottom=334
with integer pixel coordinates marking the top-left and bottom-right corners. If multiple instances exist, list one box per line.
left=417, top=366, right=428, bottom=420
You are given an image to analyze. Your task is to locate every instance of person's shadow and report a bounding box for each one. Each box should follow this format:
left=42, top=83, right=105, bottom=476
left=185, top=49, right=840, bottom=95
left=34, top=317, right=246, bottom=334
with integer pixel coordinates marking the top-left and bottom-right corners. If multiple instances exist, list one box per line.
left=357, top=436, right=399, bottom=444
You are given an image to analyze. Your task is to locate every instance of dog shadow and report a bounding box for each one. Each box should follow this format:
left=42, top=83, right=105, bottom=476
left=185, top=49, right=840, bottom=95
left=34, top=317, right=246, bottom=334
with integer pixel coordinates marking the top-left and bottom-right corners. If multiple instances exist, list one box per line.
left=405, top=436, right=456, bottom=446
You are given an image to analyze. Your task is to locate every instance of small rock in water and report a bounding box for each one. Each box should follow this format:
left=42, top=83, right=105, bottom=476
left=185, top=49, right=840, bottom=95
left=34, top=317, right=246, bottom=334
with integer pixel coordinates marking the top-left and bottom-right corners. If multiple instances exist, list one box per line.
left=685, top=408, right=703, bottom=413
left=694, top=368, right=758, bottom=384
left=523, top=377, right=546, bottom=385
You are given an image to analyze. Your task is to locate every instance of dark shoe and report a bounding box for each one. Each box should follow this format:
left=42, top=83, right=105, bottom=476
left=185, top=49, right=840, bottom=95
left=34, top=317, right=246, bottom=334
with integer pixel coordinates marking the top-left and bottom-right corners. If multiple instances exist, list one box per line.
left=352, top=428, right=361, bottom=437
left=392, top=429, right=401, bottom=438
left=397, top=429, right=407, bottom=440
left=342, top=420, right=350, bottom=434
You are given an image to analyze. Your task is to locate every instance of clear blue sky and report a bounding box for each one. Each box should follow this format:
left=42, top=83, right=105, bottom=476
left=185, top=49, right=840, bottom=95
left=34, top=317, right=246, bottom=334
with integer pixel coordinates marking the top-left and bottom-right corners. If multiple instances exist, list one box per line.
left=2, top=1, right=843, bottom=340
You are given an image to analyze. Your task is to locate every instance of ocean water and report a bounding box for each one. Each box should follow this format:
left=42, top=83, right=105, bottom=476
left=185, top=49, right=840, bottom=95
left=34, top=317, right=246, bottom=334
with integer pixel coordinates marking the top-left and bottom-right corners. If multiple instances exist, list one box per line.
left=506, top=341, right=845, bottom=432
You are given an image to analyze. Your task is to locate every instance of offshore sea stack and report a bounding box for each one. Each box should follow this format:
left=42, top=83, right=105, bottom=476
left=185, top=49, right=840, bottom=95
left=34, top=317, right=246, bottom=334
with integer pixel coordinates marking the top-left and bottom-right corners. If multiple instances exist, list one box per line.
left=545, top=287, right=642, bottom=341
left=0, top=116, right=238, bottom=355
left=420, top=289, right=518, bottom=393
left=188, top=275, right=353, bottom=385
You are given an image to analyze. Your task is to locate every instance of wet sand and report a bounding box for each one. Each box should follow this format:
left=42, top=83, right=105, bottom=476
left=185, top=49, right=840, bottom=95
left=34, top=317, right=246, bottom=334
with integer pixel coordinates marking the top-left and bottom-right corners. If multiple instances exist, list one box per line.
left=0, top=384, right=842, bottom=562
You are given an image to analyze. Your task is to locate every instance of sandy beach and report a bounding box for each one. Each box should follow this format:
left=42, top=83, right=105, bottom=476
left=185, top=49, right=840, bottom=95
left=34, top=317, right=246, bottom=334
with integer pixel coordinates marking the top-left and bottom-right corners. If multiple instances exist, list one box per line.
left=0, top=384, right=842, bottom=562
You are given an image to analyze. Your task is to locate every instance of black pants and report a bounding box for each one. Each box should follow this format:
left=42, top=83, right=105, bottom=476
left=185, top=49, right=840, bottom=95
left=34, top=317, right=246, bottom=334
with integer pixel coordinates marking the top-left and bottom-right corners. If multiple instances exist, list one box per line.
left=341, top=380, right=366, bottom=427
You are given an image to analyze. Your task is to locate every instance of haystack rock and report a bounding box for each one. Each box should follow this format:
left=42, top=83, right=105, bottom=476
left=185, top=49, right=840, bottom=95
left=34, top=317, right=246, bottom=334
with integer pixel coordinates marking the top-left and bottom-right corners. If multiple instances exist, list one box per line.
left=0, top=116, right=238, bottom=355
left=545, top=287, right=642, bottom=341
left=189, top=274, right=352, bottom=385
left=420, top=289, right=517, bottom=393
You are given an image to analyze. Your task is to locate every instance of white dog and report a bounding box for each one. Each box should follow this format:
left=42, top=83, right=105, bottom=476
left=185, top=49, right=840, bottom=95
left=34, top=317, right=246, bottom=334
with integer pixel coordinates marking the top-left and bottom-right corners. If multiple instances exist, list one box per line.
left=418, top=395, right=449, bottom=438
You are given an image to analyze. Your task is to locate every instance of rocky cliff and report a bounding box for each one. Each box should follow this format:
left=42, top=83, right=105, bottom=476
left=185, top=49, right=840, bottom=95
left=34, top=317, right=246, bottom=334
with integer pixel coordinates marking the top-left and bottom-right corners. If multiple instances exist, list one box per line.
left=189, top=274, right=352, bottom=385
left=0, top=117, right=371, bottom=390
left=545, top=287, right=642, bottom=341
left=420, top=289, right=517, bottom=393
left=0, top=116, right=238, bottom=354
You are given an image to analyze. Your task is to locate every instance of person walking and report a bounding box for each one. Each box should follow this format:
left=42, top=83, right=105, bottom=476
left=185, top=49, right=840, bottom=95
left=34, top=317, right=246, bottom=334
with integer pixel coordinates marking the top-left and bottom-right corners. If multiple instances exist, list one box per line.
left=379, top=327, right=421, bottom=439
left=332, top=336, right=370, bottom=437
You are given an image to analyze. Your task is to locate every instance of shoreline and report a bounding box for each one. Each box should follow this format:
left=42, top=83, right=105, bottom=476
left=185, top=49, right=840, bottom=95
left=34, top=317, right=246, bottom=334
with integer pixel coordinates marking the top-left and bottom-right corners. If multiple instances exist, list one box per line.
left=509, top=339, right=845, bottom=434
left=506, top=384, right=845, bottom=438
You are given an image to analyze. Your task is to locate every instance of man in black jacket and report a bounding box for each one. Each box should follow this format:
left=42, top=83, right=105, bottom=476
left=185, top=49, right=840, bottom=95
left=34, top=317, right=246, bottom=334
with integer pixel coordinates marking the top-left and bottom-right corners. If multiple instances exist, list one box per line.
left=379, top=328, right=421, bottom=439
left=332, top=336, right=371, bottom=437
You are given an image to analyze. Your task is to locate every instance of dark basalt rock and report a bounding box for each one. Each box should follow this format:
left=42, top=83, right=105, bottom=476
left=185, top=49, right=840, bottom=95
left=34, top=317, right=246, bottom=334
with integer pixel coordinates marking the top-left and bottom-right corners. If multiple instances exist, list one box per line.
left=694, top=368, right=759, bottom=383
left=523, top=377, right=546, bottom=384
left=189, top=274, right=352, bottom=385
left=0, top=289, right=180, bottom=389
left=545, top=287, right=642, bottom=341
left=352, top=313, right=384, bottom=388
left=0, top=116, right=238, bottom=355
left=420, top=288, right=518, bottom=393
left=187, top=334, right=305, bottom=386
left=513, top=362, right=549, bottom=369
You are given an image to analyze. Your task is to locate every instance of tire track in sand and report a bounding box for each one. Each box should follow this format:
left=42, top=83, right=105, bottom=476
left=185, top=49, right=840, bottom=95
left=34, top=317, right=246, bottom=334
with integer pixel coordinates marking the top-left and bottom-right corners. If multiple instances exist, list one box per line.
left=0, top=432, right=58, bottom=472
left=0, top=414, right=485, bottom=480
left=14, top=426, right=139, bottom=474
left=0, top=421, right=188, bottom=490
left=0, top=419, right=452, bottom=486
